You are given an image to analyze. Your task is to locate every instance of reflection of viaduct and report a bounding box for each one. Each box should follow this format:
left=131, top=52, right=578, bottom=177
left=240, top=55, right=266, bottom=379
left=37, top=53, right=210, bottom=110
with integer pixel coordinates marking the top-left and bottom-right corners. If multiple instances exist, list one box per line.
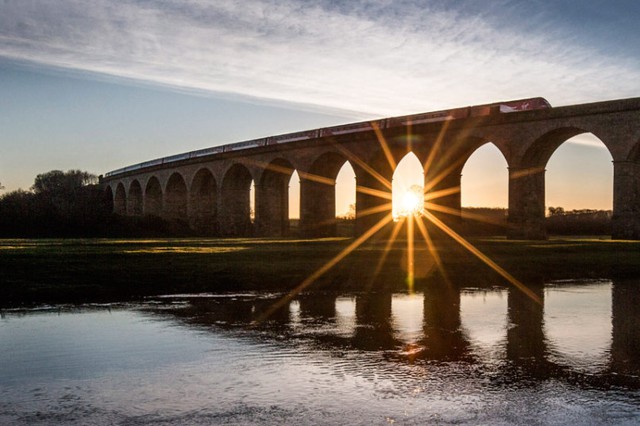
left=171, top=281, right=640, bottom=375
left=102, top=97, right=640, bottom=239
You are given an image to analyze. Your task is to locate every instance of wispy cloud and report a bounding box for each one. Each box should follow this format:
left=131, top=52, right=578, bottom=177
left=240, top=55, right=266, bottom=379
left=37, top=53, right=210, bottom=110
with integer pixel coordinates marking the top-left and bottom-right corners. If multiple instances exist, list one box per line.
left=1, top=0, right=638, bottom=115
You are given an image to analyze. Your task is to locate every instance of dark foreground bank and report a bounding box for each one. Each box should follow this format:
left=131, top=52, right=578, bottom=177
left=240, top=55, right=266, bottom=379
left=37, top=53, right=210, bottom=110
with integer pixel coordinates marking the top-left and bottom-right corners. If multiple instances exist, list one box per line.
left=1, top=236, right=639, bottom=306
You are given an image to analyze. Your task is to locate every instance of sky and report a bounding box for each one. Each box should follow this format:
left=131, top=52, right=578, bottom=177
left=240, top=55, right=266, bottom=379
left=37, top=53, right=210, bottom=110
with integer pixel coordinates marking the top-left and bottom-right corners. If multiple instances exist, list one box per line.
left=1, top=0, right=638, bottom=212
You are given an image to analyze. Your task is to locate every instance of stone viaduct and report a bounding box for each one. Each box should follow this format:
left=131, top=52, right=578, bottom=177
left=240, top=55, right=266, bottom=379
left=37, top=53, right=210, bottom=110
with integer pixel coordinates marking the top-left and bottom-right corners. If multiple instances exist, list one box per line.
left=101, top=97, right=640, bottom=240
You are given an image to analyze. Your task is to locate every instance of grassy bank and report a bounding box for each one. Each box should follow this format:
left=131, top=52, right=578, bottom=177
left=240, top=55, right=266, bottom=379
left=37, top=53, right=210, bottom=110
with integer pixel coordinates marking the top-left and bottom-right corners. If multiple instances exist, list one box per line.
left=1, top=236, right=639, bottom=306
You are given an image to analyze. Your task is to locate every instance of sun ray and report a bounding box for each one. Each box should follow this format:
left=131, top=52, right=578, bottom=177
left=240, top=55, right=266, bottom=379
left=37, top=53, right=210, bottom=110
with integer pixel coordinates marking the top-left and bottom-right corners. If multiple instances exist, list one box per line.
left=510, top=166, right=545, bottom=180
left=414, top=214, right=450, bottom=284
left=423, top=210, right=541, bottom=304
left=426, top=202, right=508, bottom=227
left=423, top=186, right=461, bottom=202
left=333, top=143, right=392, bottom=191
left=242, top=158, right=293, bottom=176
left=243, top=157, right=338, bottom=186
left=253, top=212, right=394, bottom=324
left=423, top=119, right=452, bottom=173
left=371, top=121, right=397, bottom=171
left=423, top=153, right=468, bottom=194
left=356, top=202, right=394, bottom=218
left=355, top=185, right=393, bottom=201
left=371, top=217, right=404, bottom=282
left=297, top=171, right=337, bottom=186
left=423, top=116, right=493, bottom=195
left=424, top=123, right=476, bottom=178
left=407, top=214, right=415, bottom=292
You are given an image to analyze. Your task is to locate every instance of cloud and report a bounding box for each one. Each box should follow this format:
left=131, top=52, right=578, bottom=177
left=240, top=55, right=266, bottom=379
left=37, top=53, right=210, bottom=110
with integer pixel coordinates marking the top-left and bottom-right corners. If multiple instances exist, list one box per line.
left=1, top=0, right=638, bottom=116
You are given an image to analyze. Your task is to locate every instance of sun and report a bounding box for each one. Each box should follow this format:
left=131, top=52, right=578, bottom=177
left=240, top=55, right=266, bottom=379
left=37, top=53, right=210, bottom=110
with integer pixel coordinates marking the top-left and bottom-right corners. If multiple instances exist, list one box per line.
left=394, top=184, right=424, bottom=220
left=402, top=191, right=422, bottom=214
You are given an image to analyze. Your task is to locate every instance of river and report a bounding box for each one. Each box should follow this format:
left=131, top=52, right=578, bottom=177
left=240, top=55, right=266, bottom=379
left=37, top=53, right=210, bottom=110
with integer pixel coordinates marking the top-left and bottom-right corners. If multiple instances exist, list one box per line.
left=2, top=279, right=640, bottom=424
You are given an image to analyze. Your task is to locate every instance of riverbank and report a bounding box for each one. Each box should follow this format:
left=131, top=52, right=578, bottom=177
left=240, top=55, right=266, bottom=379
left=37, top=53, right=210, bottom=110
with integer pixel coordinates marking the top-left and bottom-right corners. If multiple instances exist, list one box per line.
left=1, top=236, right=639, bottom=306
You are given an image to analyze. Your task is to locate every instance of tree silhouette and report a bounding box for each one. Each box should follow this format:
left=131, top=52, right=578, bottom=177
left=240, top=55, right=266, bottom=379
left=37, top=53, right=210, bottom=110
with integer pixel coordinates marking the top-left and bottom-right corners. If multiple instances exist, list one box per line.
left=0, top=169, right=111, bottom=237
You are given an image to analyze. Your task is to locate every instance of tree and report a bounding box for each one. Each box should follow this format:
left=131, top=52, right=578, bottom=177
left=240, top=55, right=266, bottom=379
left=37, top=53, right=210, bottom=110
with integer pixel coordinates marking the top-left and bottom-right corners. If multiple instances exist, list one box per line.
left=548, top=206, right=565, bottom=216
left=338, top=203, right=356, bottom=220
left=32, top=170, right=97, bottom=194
left=0, top=169, right=112, bottom=237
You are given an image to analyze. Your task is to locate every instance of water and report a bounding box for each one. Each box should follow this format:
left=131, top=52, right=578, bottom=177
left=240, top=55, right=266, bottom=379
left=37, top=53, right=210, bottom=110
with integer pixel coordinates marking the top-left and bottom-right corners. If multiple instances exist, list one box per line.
left=2, top=280, right=640, bottom=425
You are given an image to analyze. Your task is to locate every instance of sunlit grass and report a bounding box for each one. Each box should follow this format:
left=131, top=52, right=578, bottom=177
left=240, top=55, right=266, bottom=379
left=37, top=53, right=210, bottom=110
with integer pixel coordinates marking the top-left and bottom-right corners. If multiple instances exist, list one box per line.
left=121, top=247, right=249, bottom=254
left=0, top=234, right=638, bottom=307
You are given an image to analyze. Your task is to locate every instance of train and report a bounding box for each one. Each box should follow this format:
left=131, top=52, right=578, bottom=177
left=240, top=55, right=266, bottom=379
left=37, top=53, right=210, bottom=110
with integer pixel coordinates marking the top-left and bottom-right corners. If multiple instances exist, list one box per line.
left=104, top=97, right=550, bottom=178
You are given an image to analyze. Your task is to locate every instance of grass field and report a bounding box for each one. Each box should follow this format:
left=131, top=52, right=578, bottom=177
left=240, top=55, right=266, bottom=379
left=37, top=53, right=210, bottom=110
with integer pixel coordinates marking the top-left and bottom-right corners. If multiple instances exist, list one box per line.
left=1, top=236, right=639, bottom=306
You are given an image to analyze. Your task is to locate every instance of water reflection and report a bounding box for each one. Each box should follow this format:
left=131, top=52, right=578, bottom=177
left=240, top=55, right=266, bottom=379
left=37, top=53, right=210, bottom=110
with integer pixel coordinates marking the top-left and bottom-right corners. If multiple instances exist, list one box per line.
left=142, top=279, right=640, bottom=383
left=3, top=280, right=640, bottom=424
left=545, top=281, right=612, bottom=372
left=611, top=280, right=640, bottom=375
left=391, top=293, right=423, bottom=345
left=506, top=284, right=546, bottom=363
left=334, top=296, right=356, bottom=338
left=460, top=289, right=507, bottom=359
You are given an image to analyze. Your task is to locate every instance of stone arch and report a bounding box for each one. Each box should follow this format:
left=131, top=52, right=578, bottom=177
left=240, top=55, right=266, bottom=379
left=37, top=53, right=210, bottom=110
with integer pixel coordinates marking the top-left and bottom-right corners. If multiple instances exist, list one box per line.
left=128, top=180, right=143, bottom=216
left=300, top=151, right=351, bottom=237
left=114, top=182, right=127, bottom=215
left=256, top=158, right=295, bottom=237
left=144, top=176, right=163, bottom=217
left=461, top=142, right=508, bottom=208
left=220, top=163, right=253, bottom=236
left=546, top=133, right=613, bottom=211
left=522, top=127, right=612, bottom=169
left=511, top=128, right=614, bottom=239
left=164, top=172, right=188, bottom=220
left=459, top=142, right=509, bottom=235
left=190, top=168, right=218, bottom=234
left=335, top=161, right=356, bottom=236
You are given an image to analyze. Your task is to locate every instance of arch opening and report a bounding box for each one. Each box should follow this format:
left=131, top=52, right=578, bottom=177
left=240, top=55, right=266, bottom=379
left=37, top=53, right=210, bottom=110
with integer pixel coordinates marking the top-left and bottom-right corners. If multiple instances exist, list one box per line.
left=165, top=173, right=188, bottom=221
left=545, top=133, right=613, bottom=236
left=288, top=170, right=300, bottom=235
left=128, top=180, right=143, bottom=216
left=392, top=152, right=424, bottom=221
left=336, top=161, right=356, bottom=219
left=289, top=170, right=300, bottom=220
left=460, top=142, right=508, bottom=235
left=250, top=180, right=255, bottom=223
left=113, top=183, right=126, bottom=215
left=144, top=177, right=163, bottom=217
left=190, top=169, right=217, bottom=235
left=336, top=161, right=356, bottom=236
